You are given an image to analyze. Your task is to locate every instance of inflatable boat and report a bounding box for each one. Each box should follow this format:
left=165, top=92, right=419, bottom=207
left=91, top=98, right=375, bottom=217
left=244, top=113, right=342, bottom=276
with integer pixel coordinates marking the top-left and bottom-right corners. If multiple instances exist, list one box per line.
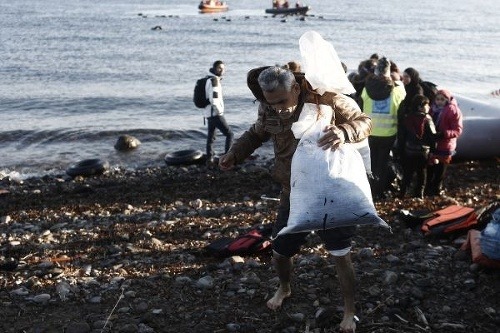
left=199, top=1, right=229, bottom=13
left=265, top=6, right=310, bottom=15
left=455, top=94, right=500, bottom=159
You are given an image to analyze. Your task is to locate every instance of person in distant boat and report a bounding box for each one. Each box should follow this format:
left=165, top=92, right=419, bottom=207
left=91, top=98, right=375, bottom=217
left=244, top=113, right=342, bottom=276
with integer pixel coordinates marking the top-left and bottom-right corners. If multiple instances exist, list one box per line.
left=204, top=60, right=233, bottom=166
left=283, top=1, right=289, bottom=8
left=272, top=0, right=279, bottom=8
left=425, top=89, right=463, bottom=196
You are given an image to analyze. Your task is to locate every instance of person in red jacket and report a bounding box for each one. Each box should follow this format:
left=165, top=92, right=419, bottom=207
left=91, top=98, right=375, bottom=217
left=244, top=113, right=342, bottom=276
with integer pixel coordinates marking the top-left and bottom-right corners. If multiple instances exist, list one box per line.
left=425, top=89, right=463, bottom=196
left=400, top=95, right=437, bottom=198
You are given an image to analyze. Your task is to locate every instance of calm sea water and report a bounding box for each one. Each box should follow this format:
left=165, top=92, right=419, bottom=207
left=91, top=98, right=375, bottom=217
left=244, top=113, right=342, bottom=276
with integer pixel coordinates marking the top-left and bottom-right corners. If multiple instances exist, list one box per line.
left=1, top=0, right=499, bottom=178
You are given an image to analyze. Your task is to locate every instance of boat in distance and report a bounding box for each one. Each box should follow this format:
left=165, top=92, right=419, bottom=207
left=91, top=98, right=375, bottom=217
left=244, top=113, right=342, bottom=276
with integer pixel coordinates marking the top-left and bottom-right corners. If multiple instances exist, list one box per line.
left=265, top=6, right=310, bottom=15
left=199, top=1, right=229, bottom=13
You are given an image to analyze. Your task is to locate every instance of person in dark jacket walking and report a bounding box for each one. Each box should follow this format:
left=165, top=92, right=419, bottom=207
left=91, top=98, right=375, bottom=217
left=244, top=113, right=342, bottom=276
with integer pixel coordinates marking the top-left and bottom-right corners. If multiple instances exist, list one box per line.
left=399, top=95, right=437, bottom=198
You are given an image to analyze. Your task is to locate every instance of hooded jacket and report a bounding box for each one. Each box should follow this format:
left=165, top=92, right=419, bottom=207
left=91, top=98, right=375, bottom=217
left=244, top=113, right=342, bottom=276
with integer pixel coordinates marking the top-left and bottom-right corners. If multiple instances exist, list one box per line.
left=430, top=89, right=463, bottom=154
left=227, top=67, right=372, bottom=207
left=403, top=111, right=437, bottom=154
left=204, top=71, right=224, bottom=118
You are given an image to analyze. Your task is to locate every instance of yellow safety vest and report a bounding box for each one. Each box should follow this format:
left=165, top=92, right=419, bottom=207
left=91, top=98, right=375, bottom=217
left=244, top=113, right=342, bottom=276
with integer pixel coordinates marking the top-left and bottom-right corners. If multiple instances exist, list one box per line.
left=362, top=85, right=405, bottom=137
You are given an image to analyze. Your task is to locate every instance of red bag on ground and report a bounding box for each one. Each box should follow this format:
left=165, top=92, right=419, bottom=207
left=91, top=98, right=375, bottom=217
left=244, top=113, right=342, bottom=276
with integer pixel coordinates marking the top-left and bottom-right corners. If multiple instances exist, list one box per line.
left=205, top=224, right=272, bottom=257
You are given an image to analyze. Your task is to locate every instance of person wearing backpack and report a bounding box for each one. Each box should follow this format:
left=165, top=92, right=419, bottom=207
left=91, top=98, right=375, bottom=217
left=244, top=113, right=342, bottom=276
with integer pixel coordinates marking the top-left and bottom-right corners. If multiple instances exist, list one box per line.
left=203, top=60, right=233, bottom=166
left=399, top=95, right=437, bottom=199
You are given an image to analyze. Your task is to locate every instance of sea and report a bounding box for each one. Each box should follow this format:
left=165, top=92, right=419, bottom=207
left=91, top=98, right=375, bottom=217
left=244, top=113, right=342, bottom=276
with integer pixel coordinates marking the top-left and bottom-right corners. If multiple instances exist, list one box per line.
left=1, top=0, right=499, bottom=179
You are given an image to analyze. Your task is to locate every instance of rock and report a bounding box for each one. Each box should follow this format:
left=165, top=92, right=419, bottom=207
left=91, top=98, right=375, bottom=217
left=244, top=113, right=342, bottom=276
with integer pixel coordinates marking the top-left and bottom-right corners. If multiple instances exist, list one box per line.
left=383, top=271, right=399, bottom=285
left=0, top=215, right=11, bottom=224
left=289, top=313, right=305, bottom=322
left=117, top=323, right=138, bottom=333
left=114, top=135, right=141, bottom=151
left=33, top=293, right=51, bottom=303
left=65, top=322, right=91, bottom=333
left=0, top=258, right=18, bottom=271
left=226, top=323, right=240, bottom=332
left=88, top=296, right=102, bottom=303
left=138, top=323, right=155, bottom=333
left=56, top=281, right=71, bottom=301
left=358, top=247, right=374, bottom=259
left=134, top=301, right=149, bottom=313
left=10, top=287, right=30, bottom=296
left=196, top=276, right=214, bottom=289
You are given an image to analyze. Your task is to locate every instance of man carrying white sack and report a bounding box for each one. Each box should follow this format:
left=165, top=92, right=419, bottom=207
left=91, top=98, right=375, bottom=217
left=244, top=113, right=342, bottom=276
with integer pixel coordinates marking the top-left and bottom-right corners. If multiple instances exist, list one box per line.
left=219, top=31, right=372, bottom=333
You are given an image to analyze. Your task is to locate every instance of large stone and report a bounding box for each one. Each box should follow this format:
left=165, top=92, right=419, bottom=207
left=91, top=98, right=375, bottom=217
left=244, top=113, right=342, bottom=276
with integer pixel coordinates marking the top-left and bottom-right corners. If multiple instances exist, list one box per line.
left=114, top=135, right=141, bottom=151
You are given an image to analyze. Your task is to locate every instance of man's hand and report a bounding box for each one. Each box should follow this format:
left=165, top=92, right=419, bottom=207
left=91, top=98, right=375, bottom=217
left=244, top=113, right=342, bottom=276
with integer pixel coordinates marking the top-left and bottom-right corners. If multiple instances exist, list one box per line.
left=317, top=125, right=345, bottom=150
left=219, top=152, right=236, bottom=171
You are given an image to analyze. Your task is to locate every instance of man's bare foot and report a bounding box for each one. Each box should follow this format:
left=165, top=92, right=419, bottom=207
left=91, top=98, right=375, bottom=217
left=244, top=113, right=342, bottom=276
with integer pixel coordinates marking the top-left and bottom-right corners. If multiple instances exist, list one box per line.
left=339, top=314, right=356, bottom=333
left=266, top=286, right=291, bottom=310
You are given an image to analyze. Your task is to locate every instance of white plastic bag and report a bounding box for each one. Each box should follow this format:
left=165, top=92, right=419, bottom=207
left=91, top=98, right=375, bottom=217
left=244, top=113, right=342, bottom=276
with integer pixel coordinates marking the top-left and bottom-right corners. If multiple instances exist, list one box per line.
left=299, top=31, right=355, bottom=96
left=278, top=104, right=387, bottom=236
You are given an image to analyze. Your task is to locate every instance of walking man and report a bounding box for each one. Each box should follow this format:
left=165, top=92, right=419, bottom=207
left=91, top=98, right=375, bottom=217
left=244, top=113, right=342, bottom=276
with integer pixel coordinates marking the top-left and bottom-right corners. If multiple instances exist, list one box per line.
left=204, top=60, right=233, bottom=165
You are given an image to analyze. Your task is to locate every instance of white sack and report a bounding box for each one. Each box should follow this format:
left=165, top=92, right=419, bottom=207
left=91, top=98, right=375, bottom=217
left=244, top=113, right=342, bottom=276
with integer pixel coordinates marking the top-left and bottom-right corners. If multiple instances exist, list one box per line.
left=350, top=138, right=371, bottom=174
left=278, top=104, right=387, bottom=236
left=299, top=30, right=355, bottom=96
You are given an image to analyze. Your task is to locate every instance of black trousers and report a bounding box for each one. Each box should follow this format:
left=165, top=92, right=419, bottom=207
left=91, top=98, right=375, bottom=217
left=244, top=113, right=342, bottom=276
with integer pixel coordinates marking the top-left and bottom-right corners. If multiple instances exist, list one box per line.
left=426, top=162, right=448, bottom=195
left=206, top=115, right=233, bottom=159
left=369, top=135, right=396, bottom=197
left=401, top=153, right=428, bottom=198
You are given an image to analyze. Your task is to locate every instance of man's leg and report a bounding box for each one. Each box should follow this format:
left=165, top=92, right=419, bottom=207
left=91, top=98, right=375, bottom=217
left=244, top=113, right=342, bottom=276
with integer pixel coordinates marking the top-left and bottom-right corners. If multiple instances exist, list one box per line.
left=214, top=115, right=233, bottom=153
left=333, top=253, right=356, bottom=333
left=267, top=206, right=307, bottom=310
left=266, top=251, right=292, bottom=310
left=206, top=117, right=216, bottom=161
left=376, top=135, right=396, bottom=196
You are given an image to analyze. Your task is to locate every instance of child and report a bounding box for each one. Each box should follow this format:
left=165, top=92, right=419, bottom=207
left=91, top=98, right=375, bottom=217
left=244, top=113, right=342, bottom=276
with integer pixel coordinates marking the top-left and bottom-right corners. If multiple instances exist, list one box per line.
left=400, top=95, right=437, bottom=198
left=425, top=89, right=463, bottom=196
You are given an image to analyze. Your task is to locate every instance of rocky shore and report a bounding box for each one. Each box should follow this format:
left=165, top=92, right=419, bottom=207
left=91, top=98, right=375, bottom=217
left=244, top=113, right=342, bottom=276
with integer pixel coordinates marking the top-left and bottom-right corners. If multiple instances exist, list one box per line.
left=0, top=158, right=499, bottom=333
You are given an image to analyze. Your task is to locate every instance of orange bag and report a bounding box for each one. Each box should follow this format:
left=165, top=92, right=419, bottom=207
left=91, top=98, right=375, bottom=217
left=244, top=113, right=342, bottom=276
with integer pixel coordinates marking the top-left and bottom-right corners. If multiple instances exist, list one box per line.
left=421, top=205, right=477, bottom=236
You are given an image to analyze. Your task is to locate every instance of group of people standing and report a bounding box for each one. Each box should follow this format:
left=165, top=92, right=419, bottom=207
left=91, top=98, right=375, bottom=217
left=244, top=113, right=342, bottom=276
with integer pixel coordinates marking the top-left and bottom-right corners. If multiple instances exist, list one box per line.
left=349, top=54, right=464, bottom=199
left=201, top=54, right=464, bottom=198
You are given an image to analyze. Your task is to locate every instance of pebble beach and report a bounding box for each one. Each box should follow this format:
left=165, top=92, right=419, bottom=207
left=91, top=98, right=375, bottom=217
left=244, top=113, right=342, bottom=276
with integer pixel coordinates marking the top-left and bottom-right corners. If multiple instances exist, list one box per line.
left=1, top=158, right=499, bottom=332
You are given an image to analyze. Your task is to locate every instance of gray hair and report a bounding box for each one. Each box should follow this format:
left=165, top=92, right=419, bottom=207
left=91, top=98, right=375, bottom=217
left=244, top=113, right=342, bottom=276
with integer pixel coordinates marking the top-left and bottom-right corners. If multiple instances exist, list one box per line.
left=257, top=66, right=295, bottom=92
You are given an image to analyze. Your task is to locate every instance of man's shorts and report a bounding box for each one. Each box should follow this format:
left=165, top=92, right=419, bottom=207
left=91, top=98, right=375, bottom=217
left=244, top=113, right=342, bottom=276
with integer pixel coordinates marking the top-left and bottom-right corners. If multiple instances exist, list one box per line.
left=272, top=205, right=355, bottom=258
